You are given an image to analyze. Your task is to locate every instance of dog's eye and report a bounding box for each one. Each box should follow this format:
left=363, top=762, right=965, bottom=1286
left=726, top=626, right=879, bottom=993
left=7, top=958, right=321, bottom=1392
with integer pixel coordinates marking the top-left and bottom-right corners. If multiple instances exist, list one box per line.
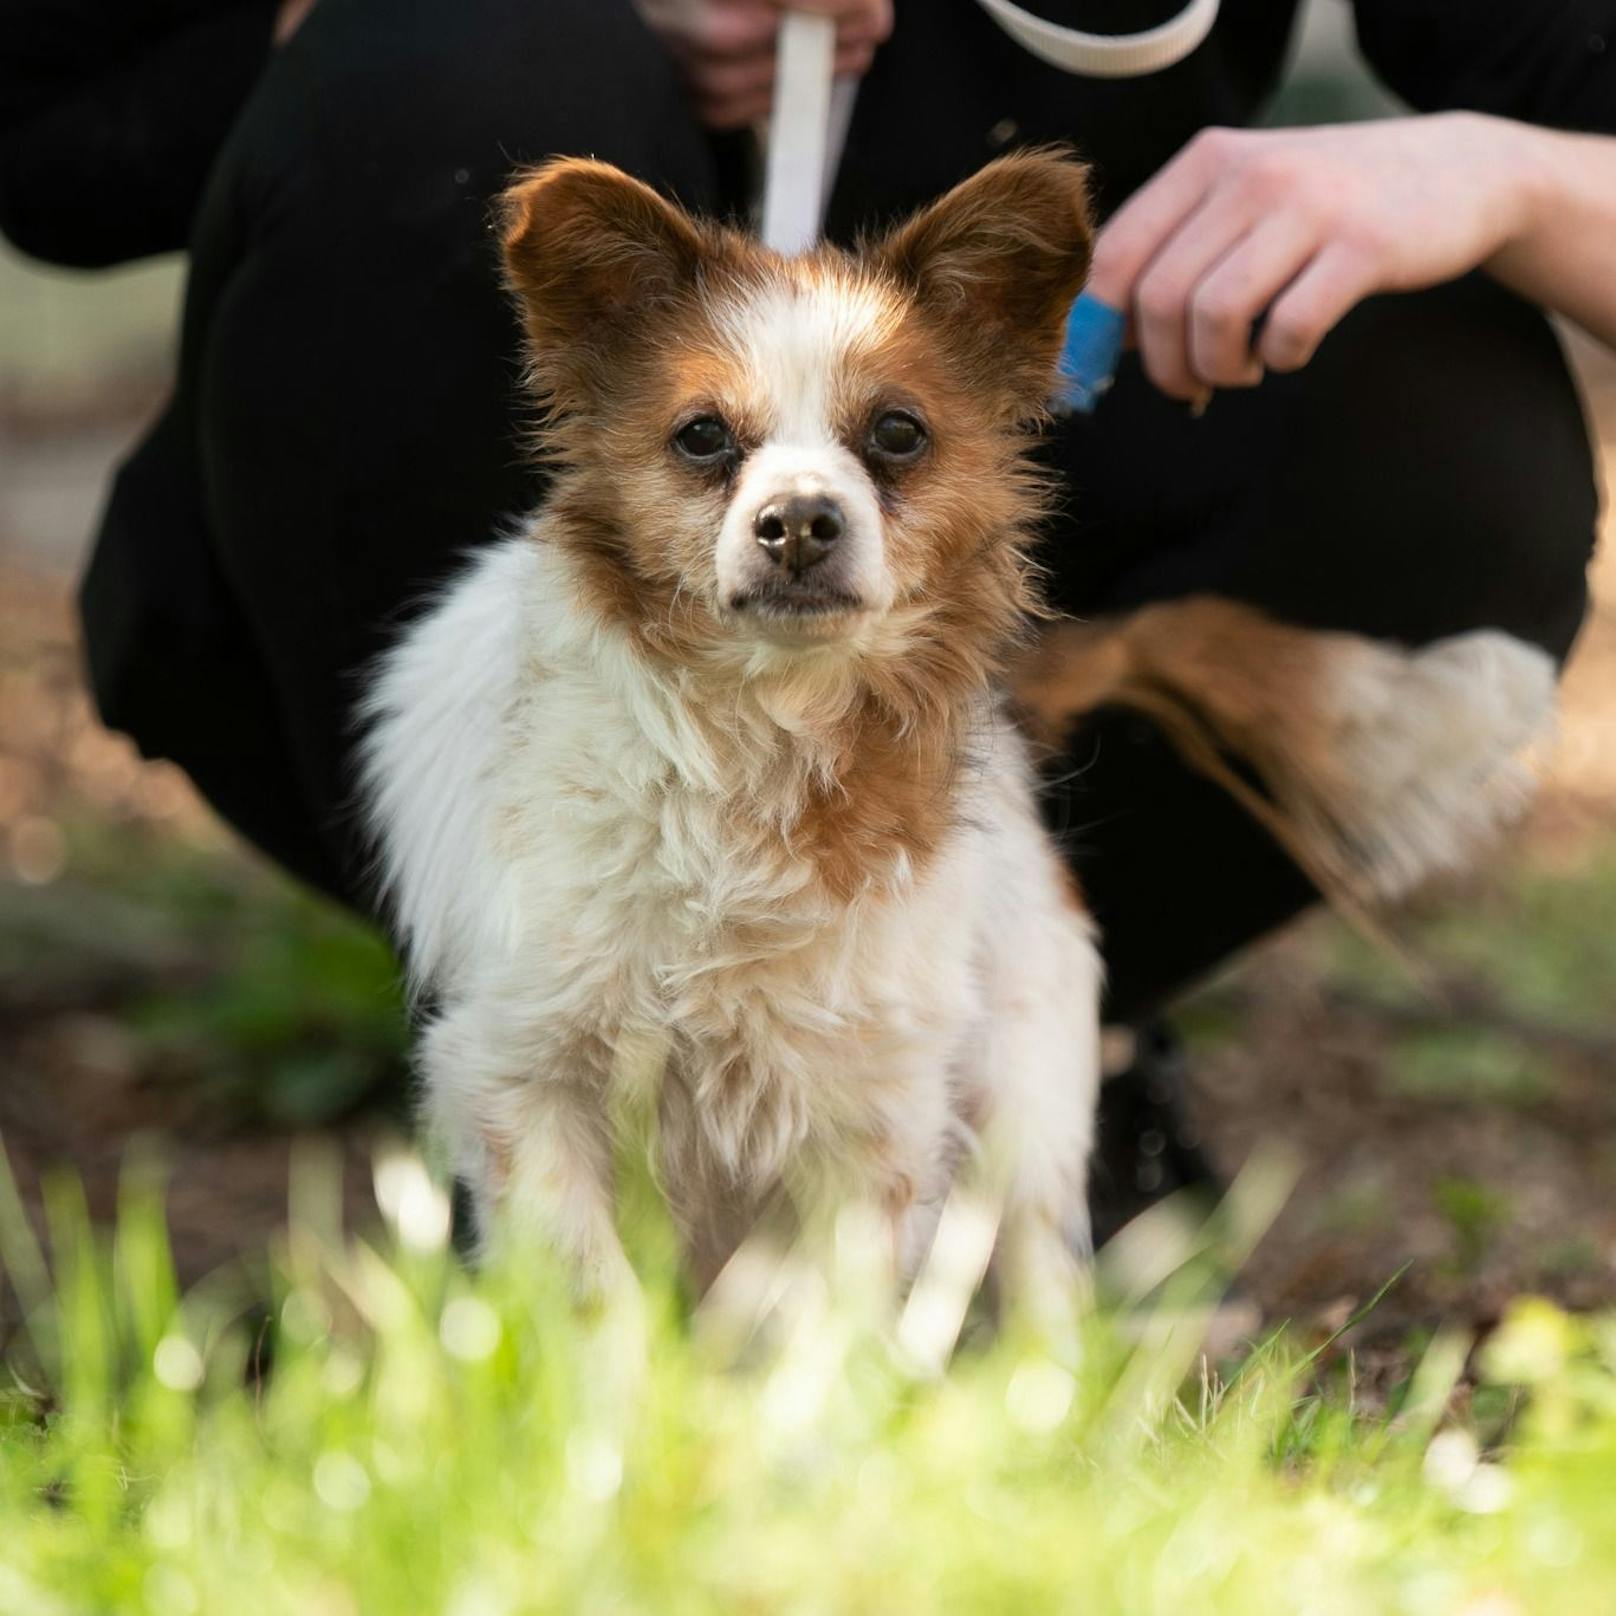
left=868, top=410, right=927, bottom=461
left=673, top=416, right=734, bottom=461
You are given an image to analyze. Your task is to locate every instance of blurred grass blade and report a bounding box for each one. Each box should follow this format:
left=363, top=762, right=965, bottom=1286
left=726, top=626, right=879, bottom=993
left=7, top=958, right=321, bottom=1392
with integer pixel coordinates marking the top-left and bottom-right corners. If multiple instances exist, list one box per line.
left=1299, top=1262, right=1412, bottom=1371
left=1097, top=1144, right=1300, bottom=1446
left=1215, top=1141, right=1302, bottom=1270
left=114, top=1144, right=179, bottom=1365
left=0, top=1131, right=51, bottom=1331
left=44, top=1172, right=110, bottom=1422
left=896, top=1185, right=1001, bottom=1377
left=372, top=1142, right=451, bottom=1257
left=1398, top=1324, right=1472, bottom=1445
left=1098, top=1188, right=1214, bottom=1307
left=288, top=1131, right=349, bottom=1257
left=694, top=1218, right=801, bottom=1363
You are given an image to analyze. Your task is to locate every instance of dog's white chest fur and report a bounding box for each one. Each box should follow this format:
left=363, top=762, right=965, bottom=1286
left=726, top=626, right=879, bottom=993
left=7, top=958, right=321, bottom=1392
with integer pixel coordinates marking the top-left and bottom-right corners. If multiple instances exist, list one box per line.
left=362, top=536, right=1100, bottom=1277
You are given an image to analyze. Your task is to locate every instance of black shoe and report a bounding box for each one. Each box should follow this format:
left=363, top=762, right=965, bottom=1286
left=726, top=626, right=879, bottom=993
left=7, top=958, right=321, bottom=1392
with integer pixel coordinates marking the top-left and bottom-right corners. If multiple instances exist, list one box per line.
left=1087, top=1022, right=1222, bottom=1251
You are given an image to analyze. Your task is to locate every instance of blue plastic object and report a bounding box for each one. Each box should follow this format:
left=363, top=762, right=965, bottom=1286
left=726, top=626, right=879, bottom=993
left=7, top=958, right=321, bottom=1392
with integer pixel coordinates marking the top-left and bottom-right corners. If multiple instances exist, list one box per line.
left=1055, top=292, right=1126, bottom=414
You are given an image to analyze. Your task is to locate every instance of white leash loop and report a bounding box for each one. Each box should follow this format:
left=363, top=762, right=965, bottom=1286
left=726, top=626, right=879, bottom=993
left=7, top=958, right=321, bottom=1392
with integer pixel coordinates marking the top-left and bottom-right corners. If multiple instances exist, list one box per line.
left=974, top=0, right=1221, bottom=79
left=760, top=1, right=1223, bottom=253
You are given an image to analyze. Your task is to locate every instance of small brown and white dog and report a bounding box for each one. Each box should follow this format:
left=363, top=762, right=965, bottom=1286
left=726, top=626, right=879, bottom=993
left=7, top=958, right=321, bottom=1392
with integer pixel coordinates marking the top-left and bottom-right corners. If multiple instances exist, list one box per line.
left=360, top=150, right=1555, bottom=1299
left=362, top=150, right=1103, bottom=1295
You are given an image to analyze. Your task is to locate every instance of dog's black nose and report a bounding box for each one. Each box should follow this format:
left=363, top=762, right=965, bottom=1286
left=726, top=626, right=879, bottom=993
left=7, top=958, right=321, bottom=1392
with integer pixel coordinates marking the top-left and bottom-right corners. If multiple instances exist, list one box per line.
left=753, top=495, right=843, bottom=575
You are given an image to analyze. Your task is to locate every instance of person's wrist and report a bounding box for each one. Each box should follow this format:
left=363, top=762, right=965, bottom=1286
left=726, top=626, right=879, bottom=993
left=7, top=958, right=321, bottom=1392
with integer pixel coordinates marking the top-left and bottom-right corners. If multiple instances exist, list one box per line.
left=1468, top=112, right=1558, bottom=266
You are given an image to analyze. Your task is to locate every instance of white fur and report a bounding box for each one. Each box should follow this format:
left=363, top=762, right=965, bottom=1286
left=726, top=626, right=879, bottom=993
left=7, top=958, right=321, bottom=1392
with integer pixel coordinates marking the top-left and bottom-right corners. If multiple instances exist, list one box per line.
left=713, top=275, right=900, bottom=441
left=360, top=535, right=1101, bottom=1283
left=1317, top=629, right=1556, bottom=899
left=711, top=277, right=902, bottom=625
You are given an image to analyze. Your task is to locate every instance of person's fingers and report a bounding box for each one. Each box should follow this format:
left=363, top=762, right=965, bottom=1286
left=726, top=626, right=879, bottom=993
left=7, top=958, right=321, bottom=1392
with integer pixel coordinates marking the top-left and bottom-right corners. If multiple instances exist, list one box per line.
left=691, top=38, right=874, bottom=125
left=696, top=87, right=776, bottom=129
left=1087, top=128, right=1237, bottom=310
left=837, top=0, right=894, bottom=47
left=650, top=0, right=892, bottom=66
left=1131, top=192, right=1258, bottom=400
left=688, top=47, right=777, bottom=100
left=1186, top=214, right=1318, bottom=388
left=770, top=0, right=893, bottom=38
left=832, top=38, right=877, bottom=75
left=1258, top=242, right=1382, bottom=371
left=273, top=0, right=318, bottom=43
left=674, top=2, right=779, bottom=63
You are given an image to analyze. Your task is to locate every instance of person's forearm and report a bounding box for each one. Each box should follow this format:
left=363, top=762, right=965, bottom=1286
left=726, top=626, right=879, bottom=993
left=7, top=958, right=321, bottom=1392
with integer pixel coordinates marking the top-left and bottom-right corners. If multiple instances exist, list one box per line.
left=1488, top=121, right=1616, bottom=351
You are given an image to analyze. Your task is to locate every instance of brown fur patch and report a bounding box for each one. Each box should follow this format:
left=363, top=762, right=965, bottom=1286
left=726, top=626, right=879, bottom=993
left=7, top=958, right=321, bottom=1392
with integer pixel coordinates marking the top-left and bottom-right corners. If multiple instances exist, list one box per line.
left=1011, top=598, right=1389, bottom=915
left=1012, top=599, right=1337, bottom=757
left=872, top=146, right=1094, bottom=421
left=791, top=695, right=966, bottom=902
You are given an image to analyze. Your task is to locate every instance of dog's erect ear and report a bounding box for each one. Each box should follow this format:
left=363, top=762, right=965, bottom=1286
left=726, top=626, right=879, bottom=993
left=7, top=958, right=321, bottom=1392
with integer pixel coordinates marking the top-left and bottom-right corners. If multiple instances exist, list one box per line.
left=500, top=158, right=708, bottom=383
left=874, top=150, right=1093, bottom=417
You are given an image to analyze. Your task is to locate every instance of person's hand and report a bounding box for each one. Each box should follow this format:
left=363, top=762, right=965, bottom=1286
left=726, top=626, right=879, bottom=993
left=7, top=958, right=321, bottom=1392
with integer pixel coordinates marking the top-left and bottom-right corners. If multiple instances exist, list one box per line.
left=634, top=0, right=893, bottom=129
left=274, top=0, right=319, bottom=44
left=1087, top=113, right=1543, bottom=403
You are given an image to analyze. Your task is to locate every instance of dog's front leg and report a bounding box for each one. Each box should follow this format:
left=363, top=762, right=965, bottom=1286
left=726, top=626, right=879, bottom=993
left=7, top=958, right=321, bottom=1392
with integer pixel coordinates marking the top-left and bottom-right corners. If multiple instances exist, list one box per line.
left=419, top=1004, right=631, bottom=1295
left=973, top=896, right=1105, bottom=1336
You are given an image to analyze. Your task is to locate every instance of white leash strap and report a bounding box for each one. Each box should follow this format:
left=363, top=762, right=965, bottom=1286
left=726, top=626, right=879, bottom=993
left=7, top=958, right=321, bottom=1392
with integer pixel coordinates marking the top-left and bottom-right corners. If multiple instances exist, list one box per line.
left=974, top=0, right=1220, bottom=79
left=761, top=12, right=842, bottom=254
left=760, top=1, right=1222, bottom=254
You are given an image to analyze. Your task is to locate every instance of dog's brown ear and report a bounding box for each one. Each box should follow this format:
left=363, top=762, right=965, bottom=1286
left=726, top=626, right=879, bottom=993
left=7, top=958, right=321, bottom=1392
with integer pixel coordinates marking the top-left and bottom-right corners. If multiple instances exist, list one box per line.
left=500, top=159, right=708, bottom=389
left=874, top=149, right=1093, bottom=418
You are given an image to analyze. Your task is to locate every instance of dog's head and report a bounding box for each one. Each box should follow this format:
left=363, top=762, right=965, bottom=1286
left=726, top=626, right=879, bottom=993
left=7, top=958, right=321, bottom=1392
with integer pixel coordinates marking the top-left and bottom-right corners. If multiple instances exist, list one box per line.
left=501, top=150, right=1091, bottom=674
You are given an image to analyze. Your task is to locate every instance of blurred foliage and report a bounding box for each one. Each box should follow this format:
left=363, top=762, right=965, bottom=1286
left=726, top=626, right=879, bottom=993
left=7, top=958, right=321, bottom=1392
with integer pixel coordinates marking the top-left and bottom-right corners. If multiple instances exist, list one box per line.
left=1328, top=847, right=1616, bottom=1036
left=1387, top=1029, right=1547, bottom=1108
left=1412, top=850, right=1616, bottom=1035
left=1432, top=1177, right=1514, bottom=1276
left=6, top=815, right=407, bottom=1127
left=128, top=900, right=406, bottom=1128
left=1180, top=841, right=1616, bottom=1106
left=2, top=1148, right=1616, bottom=1615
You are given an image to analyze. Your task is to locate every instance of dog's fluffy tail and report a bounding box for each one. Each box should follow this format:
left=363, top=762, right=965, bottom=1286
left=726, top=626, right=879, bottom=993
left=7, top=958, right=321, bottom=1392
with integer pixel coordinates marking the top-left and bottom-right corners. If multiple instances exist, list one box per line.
left=1012, top=598, right=1557, bottom=910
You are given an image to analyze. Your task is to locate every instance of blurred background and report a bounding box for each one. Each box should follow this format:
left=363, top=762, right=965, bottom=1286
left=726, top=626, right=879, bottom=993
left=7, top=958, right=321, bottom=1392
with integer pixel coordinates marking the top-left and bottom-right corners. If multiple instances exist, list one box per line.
left=2, top=1, right=1613, bottom=1335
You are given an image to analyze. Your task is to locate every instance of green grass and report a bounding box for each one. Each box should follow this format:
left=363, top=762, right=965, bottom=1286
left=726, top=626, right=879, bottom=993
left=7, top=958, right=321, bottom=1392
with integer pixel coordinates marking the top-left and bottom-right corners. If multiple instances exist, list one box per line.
left=1327, top=846, right=1616, bottom=1037
left=4, top=817, right=1614, bottom=1614
left=4, top=1146, right=1616, bottom=1616
left=8, top=817, right=408, bottom=1127
left=126, top=889, right=406, bottom=1128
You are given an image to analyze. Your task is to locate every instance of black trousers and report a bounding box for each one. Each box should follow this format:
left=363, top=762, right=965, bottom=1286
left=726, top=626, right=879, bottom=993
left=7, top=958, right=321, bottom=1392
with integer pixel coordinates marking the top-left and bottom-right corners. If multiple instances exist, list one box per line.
left=81, top=0, right=1599, bottom=1021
